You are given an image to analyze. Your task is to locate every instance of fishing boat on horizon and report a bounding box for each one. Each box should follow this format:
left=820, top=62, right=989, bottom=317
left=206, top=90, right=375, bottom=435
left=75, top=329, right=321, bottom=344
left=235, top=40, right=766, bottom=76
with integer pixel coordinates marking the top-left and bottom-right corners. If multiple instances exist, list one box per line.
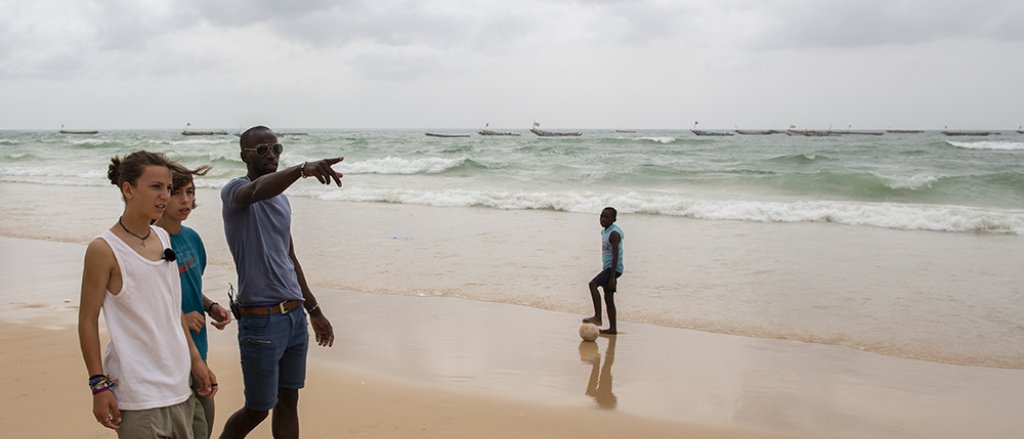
left=831, top=130, right=885, bottom=136
left=942, top=130, right=996, bottom=136
left=182, top=130, right=229, bottom=136
left=425, top=132, right=471, bottom=138
left=614, top=129, right=637, bottom=133
left=181, top=123, right=228, bottom=136
left=530, top=122, right=581, bottom=137
left=691, top=129, right=734, bottom=136
left=478, top=124, right=520, bottom=136
left=690, top=121, right=733, bottom=136
left=786, top=129, right=833, bottom=137
left=886, top=129, right=925, bottom=133
left=478, top=130, right=520, bottom=136
left=734, top=129, right=782, bottom=135
left=59, top=125, right=97, bottom=135
left=530, top=128, right=582, bottom=137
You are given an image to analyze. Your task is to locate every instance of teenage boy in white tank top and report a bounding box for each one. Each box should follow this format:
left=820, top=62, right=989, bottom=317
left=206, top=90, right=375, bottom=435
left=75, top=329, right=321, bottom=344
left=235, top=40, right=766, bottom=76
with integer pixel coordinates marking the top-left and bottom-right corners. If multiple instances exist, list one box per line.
left=79, top=151, right=217, bottom=437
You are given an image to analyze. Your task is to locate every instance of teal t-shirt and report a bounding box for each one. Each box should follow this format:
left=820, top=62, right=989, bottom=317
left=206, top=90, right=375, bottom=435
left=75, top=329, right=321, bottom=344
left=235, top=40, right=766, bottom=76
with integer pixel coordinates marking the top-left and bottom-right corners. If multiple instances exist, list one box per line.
left=602, top=224, right=624, bottom=273
left=169, top=225, right=208, bottom=361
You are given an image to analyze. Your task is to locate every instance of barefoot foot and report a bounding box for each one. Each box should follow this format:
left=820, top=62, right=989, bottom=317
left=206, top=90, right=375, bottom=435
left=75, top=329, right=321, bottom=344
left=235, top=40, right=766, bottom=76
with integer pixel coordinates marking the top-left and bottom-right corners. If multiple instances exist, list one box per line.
left=582, top=316, right=602, bottom=325
left=599, top=328, right=617, bottom=335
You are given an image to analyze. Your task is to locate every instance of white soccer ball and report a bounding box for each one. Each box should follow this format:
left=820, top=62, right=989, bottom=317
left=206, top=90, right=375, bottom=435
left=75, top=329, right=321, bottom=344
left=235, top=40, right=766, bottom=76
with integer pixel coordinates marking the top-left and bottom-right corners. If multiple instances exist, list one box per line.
left=579, top=323, right=600, bottom=342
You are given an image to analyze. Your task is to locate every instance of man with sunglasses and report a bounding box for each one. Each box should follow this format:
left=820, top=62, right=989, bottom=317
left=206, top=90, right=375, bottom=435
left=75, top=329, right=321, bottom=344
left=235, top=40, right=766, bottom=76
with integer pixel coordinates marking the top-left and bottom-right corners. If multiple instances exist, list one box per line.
left=219, top=125, right=343, bottom=438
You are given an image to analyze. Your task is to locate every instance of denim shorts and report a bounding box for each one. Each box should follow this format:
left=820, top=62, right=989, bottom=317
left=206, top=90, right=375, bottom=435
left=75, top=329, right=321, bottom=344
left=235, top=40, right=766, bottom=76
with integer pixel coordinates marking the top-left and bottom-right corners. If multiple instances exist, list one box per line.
left=237, top=307, right=309, bottom=411
left=591, top=268, right=623, bottom=293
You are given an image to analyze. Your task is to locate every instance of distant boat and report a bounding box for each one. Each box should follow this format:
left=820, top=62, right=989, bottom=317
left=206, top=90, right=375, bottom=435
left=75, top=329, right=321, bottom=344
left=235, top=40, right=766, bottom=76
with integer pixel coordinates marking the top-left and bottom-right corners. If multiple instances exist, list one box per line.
left=425, top=132, right=471, bottom=138
left=1018, top=130, right=1024, bottom=134
left=691, top=129, right=734, bottom=137
left=278, top=132, right=309, bottom=136
left=530, top=121, right=582, bottom=137
left=182, top=130, right=229, bottom=136
left=614, top=129, right=637, bottom=133
left=786, top=129, right=832, bottom=137
left=59, top=124, right=97, bottom=134
left=942, top=130, right=995, bottom=136
left=886, top=129, right=924, bottom=134
left=530, top=128, right=582, bottom=137
left=734, top=129, right=782, bottom=135
left=478, top=129, right=520, bottom=136
left=830, top=130, right=885, bottom=136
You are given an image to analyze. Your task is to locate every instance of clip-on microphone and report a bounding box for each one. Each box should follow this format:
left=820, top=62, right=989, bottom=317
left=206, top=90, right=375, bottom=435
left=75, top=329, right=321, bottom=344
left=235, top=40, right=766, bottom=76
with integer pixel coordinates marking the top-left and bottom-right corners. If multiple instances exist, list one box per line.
left=163, top=248, right=177, bottom=262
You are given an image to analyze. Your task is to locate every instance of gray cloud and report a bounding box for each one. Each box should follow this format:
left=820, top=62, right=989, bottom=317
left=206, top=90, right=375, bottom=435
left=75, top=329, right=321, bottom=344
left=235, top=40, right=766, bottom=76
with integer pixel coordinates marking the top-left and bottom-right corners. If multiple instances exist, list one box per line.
left=741, top=0, right=1024, bottom=50
left=1, top=0, right=1022, bottom=129
left=10, top=0, right=1021, bottom=81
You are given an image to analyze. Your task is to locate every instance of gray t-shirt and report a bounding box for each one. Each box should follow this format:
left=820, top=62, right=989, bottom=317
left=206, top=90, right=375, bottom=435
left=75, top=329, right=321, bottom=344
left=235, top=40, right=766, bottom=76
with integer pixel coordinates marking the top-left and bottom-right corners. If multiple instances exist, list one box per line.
left=221, top=176, right=303, bottom=306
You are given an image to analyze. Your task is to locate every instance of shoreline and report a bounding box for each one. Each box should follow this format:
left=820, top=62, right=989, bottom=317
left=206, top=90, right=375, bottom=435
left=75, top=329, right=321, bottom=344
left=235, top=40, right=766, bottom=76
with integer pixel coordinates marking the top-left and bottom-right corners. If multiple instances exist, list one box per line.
left=2, top=236, right=1023, bottom=438
left=2, top=181, right=1023, bottom=369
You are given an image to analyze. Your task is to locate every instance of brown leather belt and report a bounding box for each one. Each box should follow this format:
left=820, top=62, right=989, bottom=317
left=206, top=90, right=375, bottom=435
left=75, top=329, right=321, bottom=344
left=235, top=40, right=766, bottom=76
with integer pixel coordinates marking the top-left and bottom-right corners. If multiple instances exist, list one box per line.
left=238, top=300, right=303, bottom=317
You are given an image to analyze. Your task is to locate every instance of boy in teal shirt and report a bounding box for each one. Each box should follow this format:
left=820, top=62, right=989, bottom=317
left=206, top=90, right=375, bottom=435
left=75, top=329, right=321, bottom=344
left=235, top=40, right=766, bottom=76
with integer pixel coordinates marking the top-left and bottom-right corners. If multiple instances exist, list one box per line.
left=583, top=207, right=623, bottom=335
left=156, top=162, right=232, bottom=438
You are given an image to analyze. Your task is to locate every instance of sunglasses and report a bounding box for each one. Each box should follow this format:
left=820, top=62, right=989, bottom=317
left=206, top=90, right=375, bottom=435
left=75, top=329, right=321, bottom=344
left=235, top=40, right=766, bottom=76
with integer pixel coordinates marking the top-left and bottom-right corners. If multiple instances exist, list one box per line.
left=244, top=143, right=284, bottom=156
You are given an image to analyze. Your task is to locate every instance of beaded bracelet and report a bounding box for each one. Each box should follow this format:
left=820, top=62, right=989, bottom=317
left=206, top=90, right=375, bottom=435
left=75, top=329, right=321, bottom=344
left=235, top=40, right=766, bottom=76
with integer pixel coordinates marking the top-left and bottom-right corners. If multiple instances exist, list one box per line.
left=89, top=374, right=116, bottom=395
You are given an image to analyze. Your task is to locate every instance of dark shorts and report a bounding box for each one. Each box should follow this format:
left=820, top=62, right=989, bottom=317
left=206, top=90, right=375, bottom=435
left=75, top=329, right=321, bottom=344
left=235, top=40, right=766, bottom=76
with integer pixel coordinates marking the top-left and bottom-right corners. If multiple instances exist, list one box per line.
left=237, top=307, right=309, bottom=411
left=591, top=268, right=623, bottom=293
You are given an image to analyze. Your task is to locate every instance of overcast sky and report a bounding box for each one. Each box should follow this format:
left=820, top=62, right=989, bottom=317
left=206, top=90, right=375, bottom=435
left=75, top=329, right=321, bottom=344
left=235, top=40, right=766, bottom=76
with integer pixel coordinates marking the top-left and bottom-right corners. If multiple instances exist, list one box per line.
left=2, top=0, right=1022, bottom=130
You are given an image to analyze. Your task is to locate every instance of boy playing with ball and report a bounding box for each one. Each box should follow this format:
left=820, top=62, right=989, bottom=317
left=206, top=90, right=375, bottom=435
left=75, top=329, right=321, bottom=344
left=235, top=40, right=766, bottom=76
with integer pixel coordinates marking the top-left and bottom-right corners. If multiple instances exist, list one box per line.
left=583, top=207, right=623, bottom=335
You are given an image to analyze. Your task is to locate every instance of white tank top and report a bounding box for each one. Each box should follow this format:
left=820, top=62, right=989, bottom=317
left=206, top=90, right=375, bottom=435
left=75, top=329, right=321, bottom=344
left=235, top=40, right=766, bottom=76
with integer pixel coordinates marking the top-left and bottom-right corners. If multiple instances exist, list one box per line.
left=98, top=227, right=192, bottom=410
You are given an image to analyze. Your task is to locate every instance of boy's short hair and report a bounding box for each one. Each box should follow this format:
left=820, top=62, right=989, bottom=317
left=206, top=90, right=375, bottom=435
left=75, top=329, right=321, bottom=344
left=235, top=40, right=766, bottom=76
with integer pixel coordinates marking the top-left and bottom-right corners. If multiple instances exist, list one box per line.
left=603, top=206, right=617, bottom=219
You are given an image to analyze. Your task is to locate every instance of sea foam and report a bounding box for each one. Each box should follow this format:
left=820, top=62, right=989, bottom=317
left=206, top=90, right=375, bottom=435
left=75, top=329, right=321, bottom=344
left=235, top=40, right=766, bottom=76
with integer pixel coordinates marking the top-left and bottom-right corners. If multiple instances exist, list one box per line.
left=338, top=156, right=467, bottom=174
left=946, top=140, right=1024, bottom=151
left=313, top=187, right=1024, bottom=235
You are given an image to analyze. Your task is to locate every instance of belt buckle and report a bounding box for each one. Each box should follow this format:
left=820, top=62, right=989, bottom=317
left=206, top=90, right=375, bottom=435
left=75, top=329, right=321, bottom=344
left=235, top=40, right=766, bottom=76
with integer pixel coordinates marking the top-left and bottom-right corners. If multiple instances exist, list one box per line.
left=278, top=302, right=287, bottom=314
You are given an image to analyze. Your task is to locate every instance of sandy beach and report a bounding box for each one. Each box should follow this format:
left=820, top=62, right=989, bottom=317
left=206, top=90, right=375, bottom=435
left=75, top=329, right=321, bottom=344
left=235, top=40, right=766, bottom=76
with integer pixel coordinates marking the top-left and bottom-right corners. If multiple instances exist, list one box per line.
left=2, top=231, right=1022, bottom=438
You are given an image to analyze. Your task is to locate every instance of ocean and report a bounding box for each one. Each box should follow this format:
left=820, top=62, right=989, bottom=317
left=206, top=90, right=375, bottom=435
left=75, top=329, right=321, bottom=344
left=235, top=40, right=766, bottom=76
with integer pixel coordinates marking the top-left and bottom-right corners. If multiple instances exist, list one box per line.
left=1, top=129, right=1022, bottom=369
left=2, top=129, right=1023, bottom=234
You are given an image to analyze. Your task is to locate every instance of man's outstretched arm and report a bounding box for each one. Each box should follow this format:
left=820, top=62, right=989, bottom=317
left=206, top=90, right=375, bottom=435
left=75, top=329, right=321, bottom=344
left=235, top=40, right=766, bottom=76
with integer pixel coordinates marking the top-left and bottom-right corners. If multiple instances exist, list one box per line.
left=233, top=157, right=344, bottom=208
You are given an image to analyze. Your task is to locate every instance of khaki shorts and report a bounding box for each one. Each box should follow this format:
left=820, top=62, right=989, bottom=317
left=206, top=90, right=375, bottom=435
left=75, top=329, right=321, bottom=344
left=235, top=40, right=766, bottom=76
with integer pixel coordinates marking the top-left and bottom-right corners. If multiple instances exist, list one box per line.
left=118, top=398, right=194, bottom=439
left=191, top=375, right=215, bottom=439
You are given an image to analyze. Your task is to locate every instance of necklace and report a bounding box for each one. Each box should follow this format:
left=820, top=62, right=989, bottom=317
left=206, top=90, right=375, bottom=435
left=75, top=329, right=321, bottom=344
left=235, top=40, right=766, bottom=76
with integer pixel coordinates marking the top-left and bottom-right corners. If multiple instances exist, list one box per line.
left=118, top=217, right=151, bottom=246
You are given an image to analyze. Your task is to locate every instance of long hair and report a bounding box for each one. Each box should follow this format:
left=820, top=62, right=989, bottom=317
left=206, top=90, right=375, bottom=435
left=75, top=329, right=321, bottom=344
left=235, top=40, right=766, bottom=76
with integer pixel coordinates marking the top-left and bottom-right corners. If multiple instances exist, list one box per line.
left=107, top=150, right=175, bottom=193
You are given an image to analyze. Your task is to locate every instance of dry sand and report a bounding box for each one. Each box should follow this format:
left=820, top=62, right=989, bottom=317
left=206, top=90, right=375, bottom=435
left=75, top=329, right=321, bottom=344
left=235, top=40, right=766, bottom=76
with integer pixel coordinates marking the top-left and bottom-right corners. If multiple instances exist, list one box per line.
left=2, top=236, right=1023, bottom=438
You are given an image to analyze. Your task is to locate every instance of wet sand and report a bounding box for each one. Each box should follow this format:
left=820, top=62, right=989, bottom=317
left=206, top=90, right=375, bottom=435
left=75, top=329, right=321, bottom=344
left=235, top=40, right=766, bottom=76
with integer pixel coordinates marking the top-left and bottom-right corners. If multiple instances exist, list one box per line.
left=2, top=181, right=1023, bottom=369
left=1, top=236, right=1022, bottom=438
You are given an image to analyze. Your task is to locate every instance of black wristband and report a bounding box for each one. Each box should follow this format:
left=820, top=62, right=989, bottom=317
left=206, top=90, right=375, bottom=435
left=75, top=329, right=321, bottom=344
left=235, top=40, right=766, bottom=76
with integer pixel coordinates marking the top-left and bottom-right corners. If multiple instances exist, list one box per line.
left=205, top=302, right=219, bottom=313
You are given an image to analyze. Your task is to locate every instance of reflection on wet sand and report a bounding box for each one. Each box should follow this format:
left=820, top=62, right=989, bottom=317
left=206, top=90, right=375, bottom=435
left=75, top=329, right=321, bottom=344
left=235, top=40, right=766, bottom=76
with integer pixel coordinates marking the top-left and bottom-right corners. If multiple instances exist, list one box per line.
left=579, top=335, right=617, bottom=409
